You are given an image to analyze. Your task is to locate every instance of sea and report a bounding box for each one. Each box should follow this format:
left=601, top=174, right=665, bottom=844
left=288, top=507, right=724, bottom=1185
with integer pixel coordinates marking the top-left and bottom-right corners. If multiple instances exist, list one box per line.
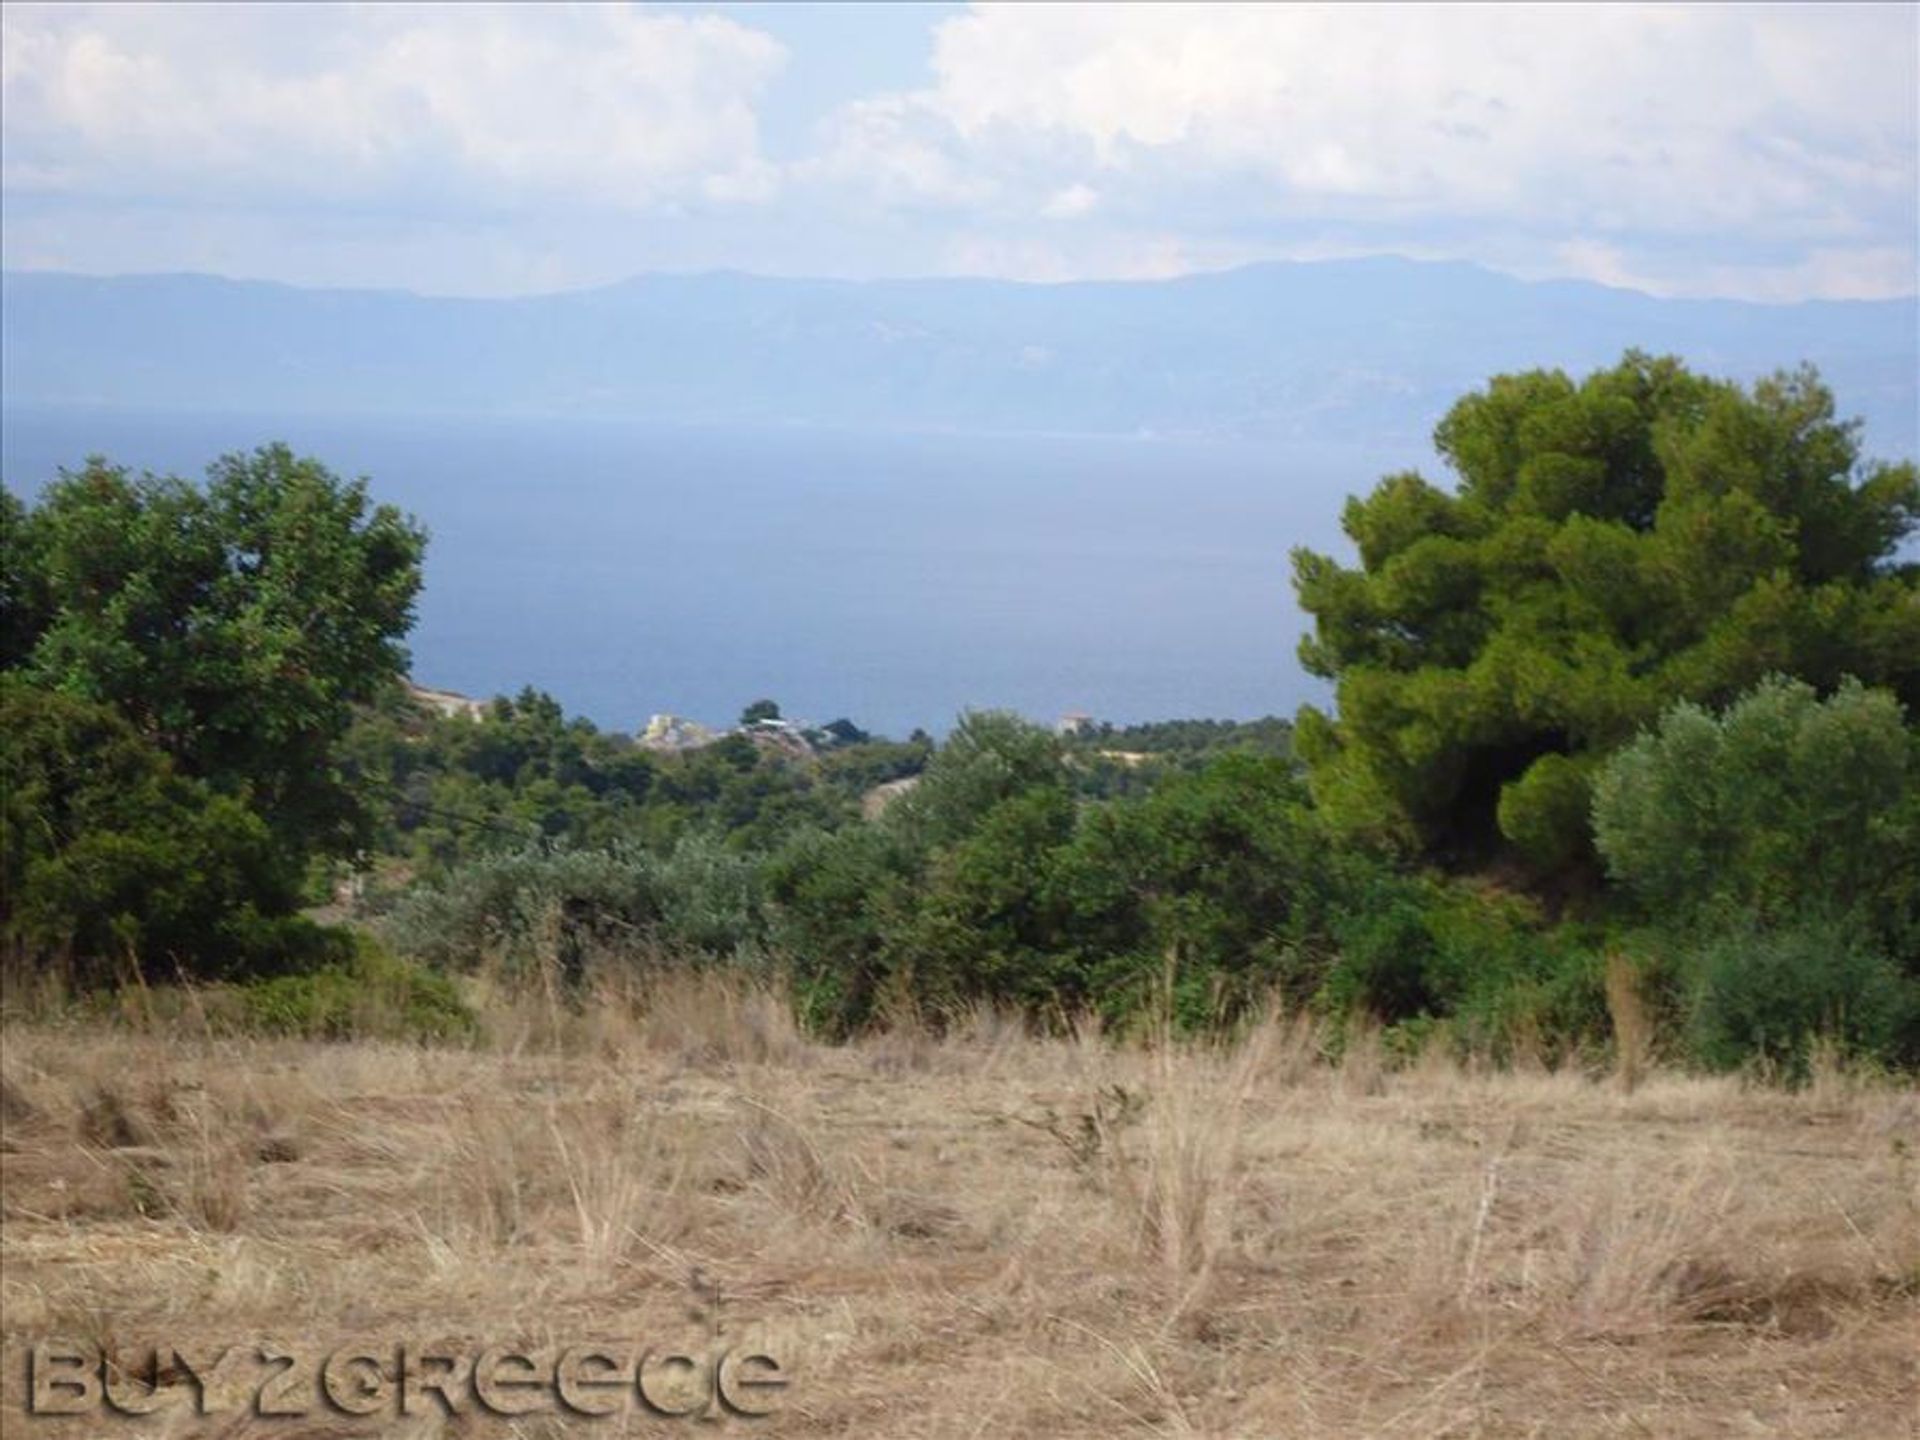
left=1, top=405, right=1416, bottom=739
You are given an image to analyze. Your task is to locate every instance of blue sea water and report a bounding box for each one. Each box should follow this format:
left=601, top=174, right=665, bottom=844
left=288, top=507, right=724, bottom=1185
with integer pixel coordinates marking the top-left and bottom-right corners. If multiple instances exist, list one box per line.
left=1, top=406, right=1409, bottom=738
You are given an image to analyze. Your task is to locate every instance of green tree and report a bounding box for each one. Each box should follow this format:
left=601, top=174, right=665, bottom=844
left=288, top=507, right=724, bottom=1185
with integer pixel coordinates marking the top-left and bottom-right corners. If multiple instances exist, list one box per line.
left=8, top=445, right=427, bottom=872
left=890, top=710, right=1068, bottom=851
left=1292, top=354, right=1919, bottom=868
left=740, top=698, right=781, bottom=726
left=902, top=784, right=1078, bottom=1013
left=0, top=489, right=48, bottom=669
left=763, top=821, right=919, bottom=1034
left=1592, top=675, right=1918, bottom=955
left=761, top=712, right=1070, bottom=1031
left=1, top=681, right=336, bottom=981
left=1053, top=753, right=1349, bottom=1021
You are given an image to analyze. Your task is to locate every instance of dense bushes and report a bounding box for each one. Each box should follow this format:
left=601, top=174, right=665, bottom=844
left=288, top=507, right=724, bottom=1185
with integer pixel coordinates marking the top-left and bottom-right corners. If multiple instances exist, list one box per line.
left=1593, top=675, right=1918, bottom=953
left=1048, top=753, right=1352, bottom=1023
left=9, top=363, right=1917, bottom=1077
left=1, top=682, right=324, bottom=982
left=338, top=685, right=914, bottom=874
left=1593, top=675, right=1920, bottom=1070
left=364, top=673, right=1920, bottom=1075
left=383, top=831, right=772, bottom=982
left=375, top=714, right=1360, bottom=1033
left=759, top=716, right=1366, bottom=1033
left=382, top=846, right=663, bottom=978
left=373, top=709, right=1580, bottom=1045
left=1678, top=924, right=1916, bottom=1076
left=230, top=934, right=475, bottom=1041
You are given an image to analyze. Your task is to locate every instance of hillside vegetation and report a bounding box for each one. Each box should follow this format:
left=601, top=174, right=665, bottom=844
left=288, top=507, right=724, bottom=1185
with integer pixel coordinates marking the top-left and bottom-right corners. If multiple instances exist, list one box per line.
left=5, top=351, right=1920, bottom=1438
left=3, top=353, right=1916, bottom=1073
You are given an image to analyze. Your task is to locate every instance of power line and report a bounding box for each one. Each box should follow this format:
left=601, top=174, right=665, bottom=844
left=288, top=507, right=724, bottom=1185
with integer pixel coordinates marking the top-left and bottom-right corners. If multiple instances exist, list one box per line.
left=350, top=772, right=547, bottom=845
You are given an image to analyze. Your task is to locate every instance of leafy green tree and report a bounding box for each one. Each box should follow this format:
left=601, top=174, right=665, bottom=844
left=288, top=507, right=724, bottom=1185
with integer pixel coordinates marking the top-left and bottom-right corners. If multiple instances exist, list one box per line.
left=1592, top=675, right=1918, bottom=956
left=0, top=489, right=48, bottom=669
left=8, top=445, right=427, bottom=872
left=764, top=713, right=1070, bottom=1028
left=890, top=710, right=1069, bottom=851
left=901, top=784, right=1079, bottom=1013
left=1, top=682, right=333, bottom=981
left=1292, top=354, right=1919, bottom=868
left=1053, top=753, right=1346, bottom=1021
left=740, top=698, right=781, bottom=726
left=763, top=821, right=919, bottom=1034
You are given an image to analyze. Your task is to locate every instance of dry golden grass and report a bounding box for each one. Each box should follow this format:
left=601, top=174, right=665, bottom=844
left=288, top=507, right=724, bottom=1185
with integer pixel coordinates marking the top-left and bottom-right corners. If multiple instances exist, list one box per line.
left=1602, top=953, right=1651, bottom=1097
left=2, top=976, right=1916, bottom=1437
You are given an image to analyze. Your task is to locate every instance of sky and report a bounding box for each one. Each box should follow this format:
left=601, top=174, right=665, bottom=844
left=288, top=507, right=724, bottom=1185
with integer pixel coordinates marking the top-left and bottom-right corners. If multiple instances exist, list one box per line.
left=2, top=2, right=1915, bottom=302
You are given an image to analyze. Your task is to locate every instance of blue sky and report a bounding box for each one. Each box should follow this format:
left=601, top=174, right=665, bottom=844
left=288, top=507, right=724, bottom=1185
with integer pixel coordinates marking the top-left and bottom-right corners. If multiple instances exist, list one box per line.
left=2, top=2, right=1914, bottom=301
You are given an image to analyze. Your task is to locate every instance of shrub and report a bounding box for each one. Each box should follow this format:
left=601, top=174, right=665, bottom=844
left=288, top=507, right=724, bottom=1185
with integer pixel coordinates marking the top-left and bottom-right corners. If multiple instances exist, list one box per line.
left=382, top=845, right=661, bottom=976
left=1315, top=872, right=1619, bottom=1061
left=382, top=829, right=780, bottom=981
left=898, top=785, right=1079, bottom=1016
left=762, top=822, right=919, bottom=1036
left=233, top=934, right=475, bottom=1042
left=889, top=710, right=1069, bottom=852
left=1681, top=922, right=1918, bottom=1076
left=1053, top=753, right=1356, bottom=1025
left=1593, top=675, right=1917, bottom=952
left=1320, top=880, right=1441, bottom=1022
left=1, top=681, right=312, bottom=982
left=651, top=829, right=768, bottom=959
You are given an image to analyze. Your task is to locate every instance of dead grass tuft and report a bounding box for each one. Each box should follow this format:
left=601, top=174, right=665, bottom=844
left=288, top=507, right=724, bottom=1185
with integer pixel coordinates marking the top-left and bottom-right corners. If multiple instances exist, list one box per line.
left=1605, top=950, right=1652, bottom=1093
left=3, top=986, right=1916, bottom=1437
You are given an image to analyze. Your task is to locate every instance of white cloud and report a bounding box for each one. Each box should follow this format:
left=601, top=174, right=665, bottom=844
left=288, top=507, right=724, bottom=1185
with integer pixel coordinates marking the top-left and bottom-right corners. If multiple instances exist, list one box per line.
left=1553, top=240, right=1668, bottom=296
left=913, top=4, right=1912, bottom=228
left=1, top=3, right=1911, bottom=300
left=1041, top=183, right=1099, bottom=221
left=797, top=92, right=994, bottom=209
left=801, top=3, right=1915, bottom=297
left=0, top=3, right=786, bottom=211
left=1558, top=238, right=1920, bottom=304
left=1716, top=247, right=1919, bottom=305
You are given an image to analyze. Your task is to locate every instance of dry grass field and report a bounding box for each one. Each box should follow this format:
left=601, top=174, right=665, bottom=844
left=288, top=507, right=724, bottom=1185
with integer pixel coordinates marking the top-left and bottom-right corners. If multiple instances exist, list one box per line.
left=2, top=975, right=1916, bottom=1438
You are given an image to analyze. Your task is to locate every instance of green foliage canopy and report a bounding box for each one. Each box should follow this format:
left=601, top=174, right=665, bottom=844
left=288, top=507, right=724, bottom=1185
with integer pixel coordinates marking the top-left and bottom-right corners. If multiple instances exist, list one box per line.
left=1291, top=353, right=1919, bottom=866
left=760, top=715, right=1395, bottom=1032
left=5, top=445, right=427, bottom=872
left=0, top=682, right=335, bottom=980
left=1592, top=675, right=1918, bottom=957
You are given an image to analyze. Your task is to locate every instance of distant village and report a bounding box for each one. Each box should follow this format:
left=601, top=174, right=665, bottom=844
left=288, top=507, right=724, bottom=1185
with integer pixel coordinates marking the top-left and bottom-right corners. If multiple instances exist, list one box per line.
left=402, top=680, right=1118, bottom=761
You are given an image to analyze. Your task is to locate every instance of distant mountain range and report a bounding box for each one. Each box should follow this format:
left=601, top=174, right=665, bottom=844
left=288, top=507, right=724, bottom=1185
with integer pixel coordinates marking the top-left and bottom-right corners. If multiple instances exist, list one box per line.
left=4, top=259, right=1914, bottom=455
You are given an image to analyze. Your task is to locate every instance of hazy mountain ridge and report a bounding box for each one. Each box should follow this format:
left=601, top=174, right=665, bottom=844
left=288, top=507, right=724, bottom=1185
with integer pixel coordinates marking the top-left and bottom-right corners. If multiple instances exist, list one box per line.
left=4, top=259, right=1914, bottom=453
